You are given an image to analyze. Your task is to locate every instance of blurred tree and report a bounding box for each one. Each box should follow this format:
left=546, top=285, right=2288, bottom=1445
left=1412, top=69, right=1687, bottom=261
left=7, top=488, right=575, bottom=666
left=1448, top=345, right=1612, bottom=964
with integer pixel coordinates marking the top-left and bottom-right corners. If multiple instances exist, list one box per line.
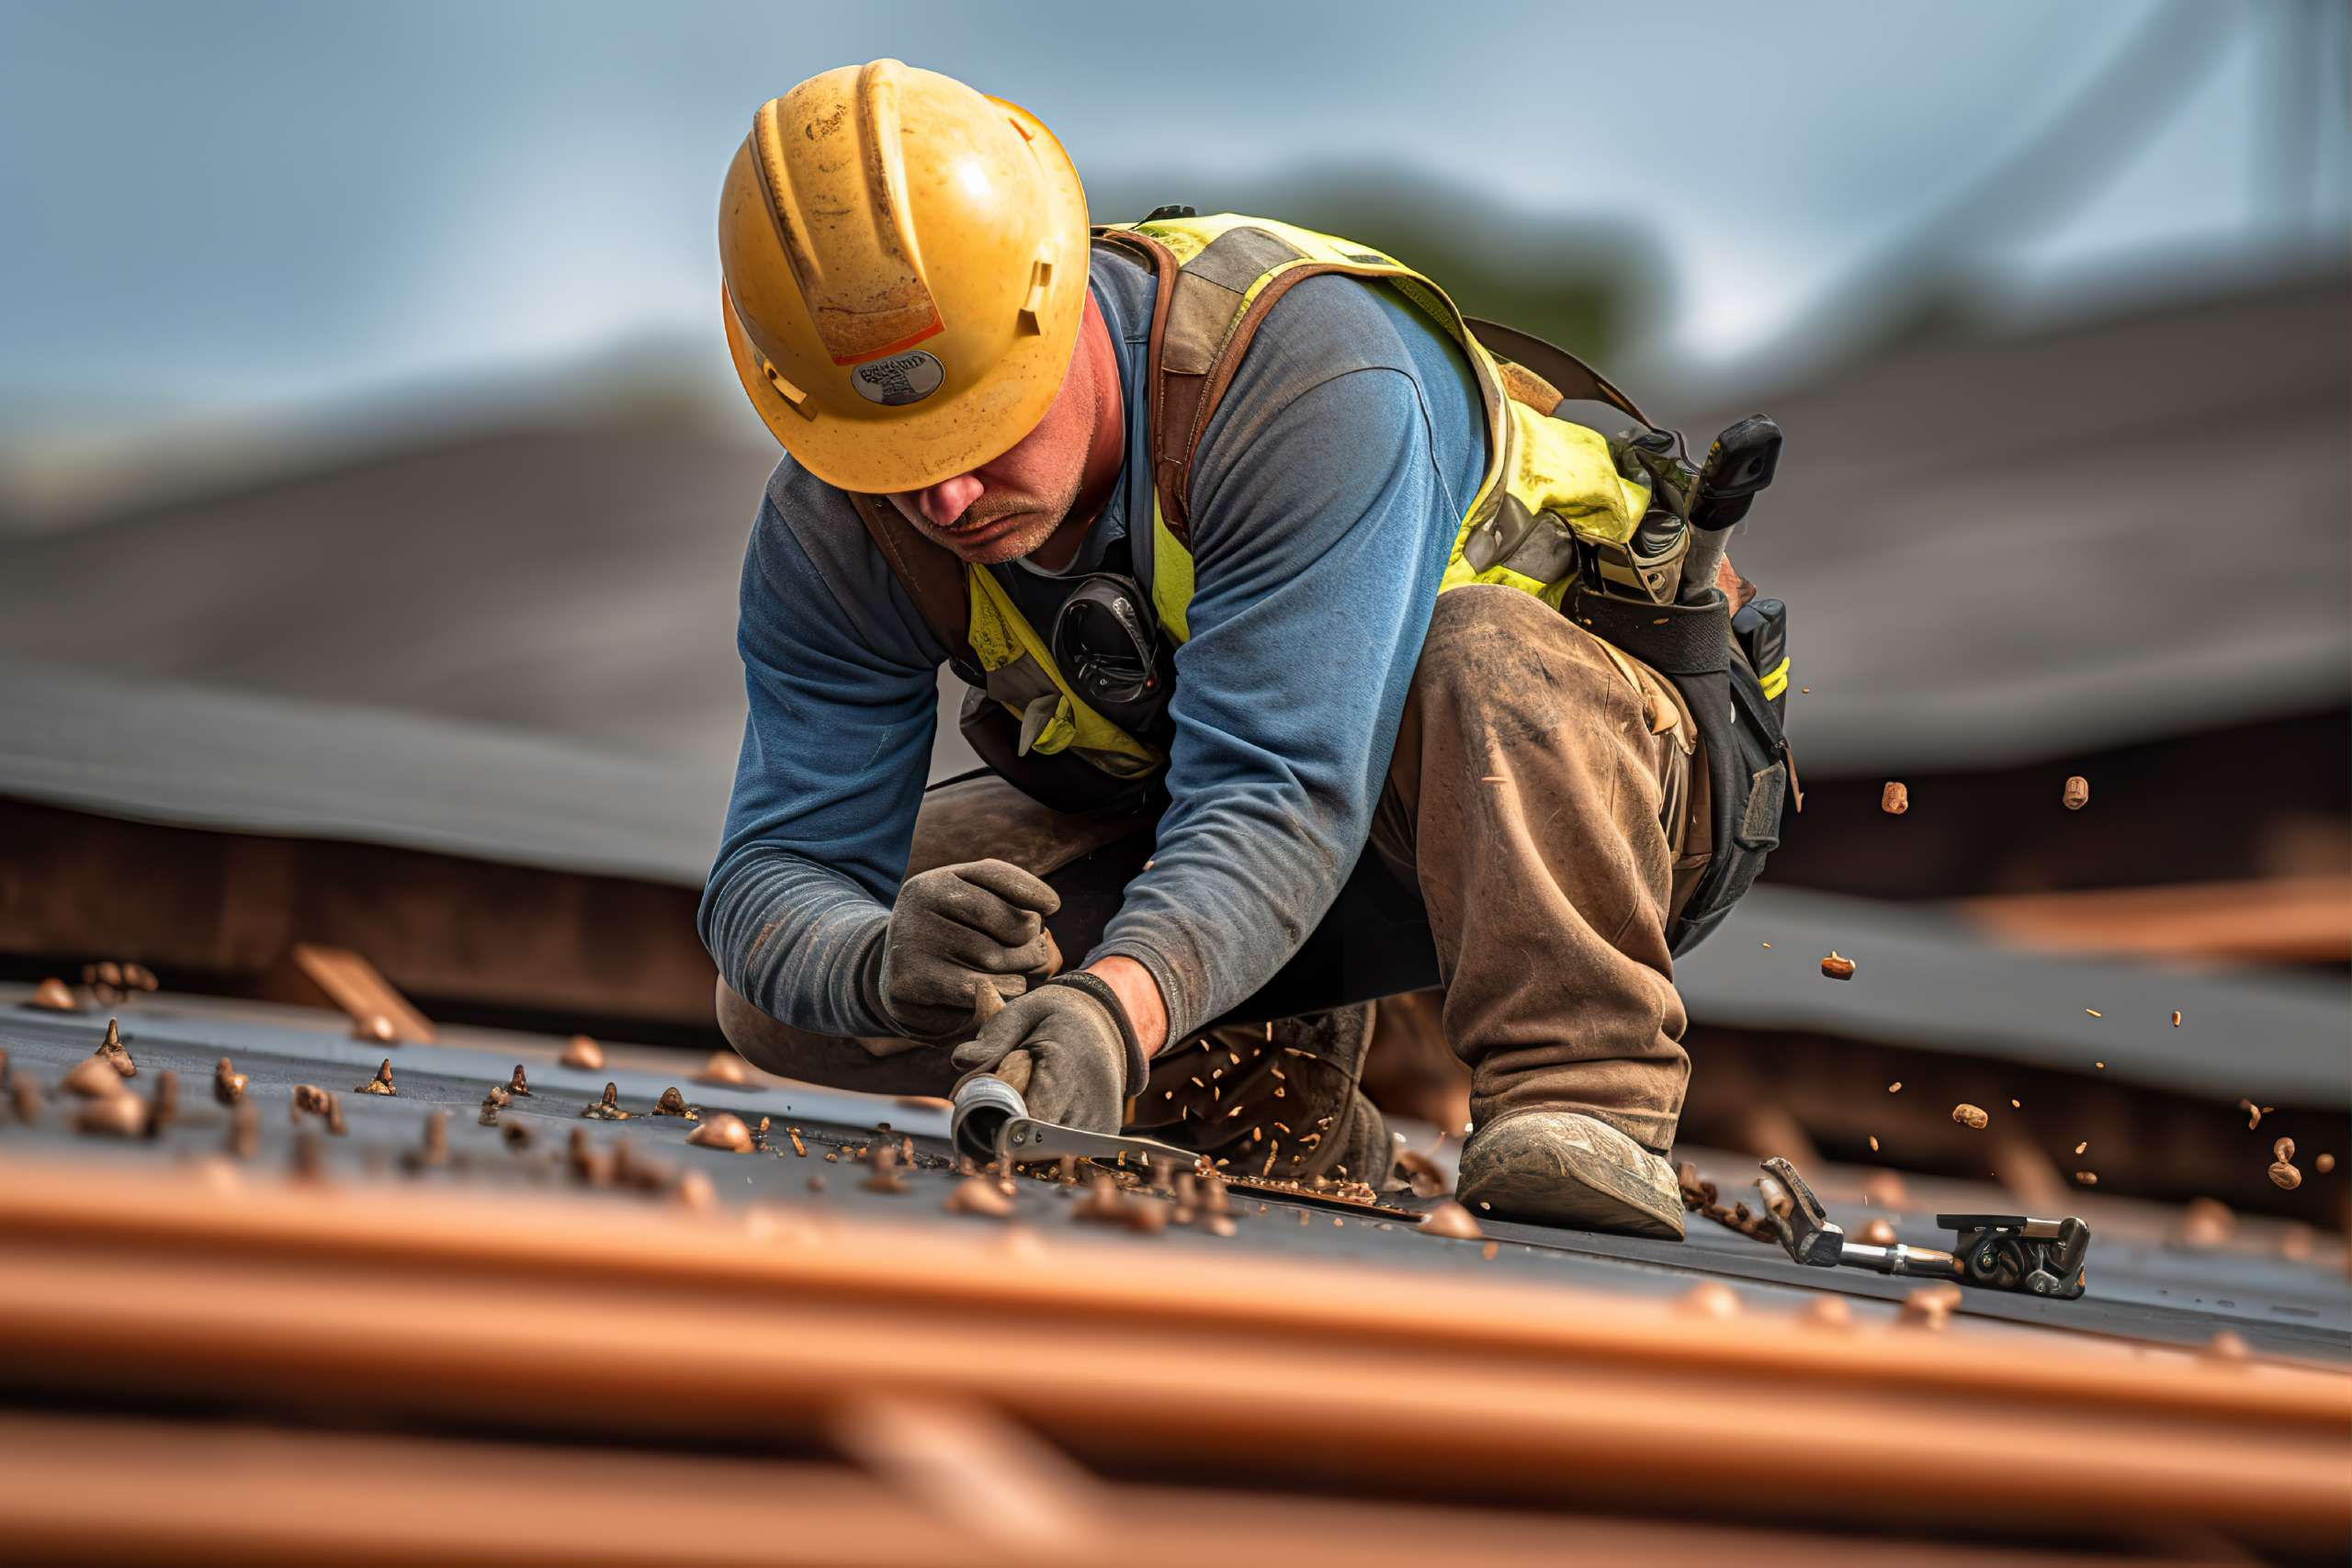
left=1088, top=163, right=1666, bottom=367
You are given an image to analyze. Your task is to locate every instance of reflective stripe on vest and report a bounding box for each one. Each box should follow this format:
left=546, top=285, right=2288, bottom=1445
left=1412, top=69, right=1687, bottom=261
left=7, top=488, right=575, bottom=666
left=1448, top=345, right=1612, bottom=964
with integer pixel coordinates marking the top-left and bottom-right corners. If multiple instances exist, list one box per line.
left=962, top=212, right=1655, bottom=772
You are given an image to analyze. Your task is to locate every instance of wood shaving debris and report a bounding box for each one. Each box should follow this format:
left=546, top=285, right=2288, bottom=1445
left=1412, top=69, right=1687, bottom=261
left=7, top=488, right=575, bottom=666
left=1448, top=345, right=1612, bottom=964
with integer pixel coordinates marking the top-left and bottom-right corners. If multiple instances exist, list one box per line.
left=1868, top=1134, right=1880, bottom=1152
left=2062, top=774, right=2089, bottom=810
left=1396, top=1146, right=1450, bottom=1198
left=90, top=1019, right=136, bottom=1078
left=74, top=1091, right=148, bottom=1138
left=581, top=1082, right=631, bottom=1120
left=1880, top=781, right=1908, bottom=815
left=692, top=1051, right=749, bottom=1087
left=62, top=1055, right=126, bottom=1100
left=860, top=1145, right=909, bottom=1194
left=2171, top=1010, right=2182, bottom=1028
left=1951, top=1102, right=1990, bottom=1131
left=213, top=1057, right=247, bottom=1105
left=225, top=1104, right=258, bottom=1160
left=2075, top=1170, right=2098, bottom=1185
left=1820, top=952, right=1856, bottom=980
left=560, top=1035, right=605, bottom=1070
left=1680, top=1280, right=1740, bottom=1319
left=1897, top=1282, right=1962, bottom=1330
left=1418, top=1201, right=1483, bottom=1239
left=1803, top=1297, right=1854, bottom=1330
left=2268, top=1159, right=2301, bottom=1191
left=1072, top=1174, right=1164, bottom=1233
left=1887, top=1081, right=1902, bottom=1093
left=1857, top=1216, right=1897, bottom=1247
left=686, top=1112, right=753, bottom=1154
left=653, top=1086, right=697, bottom=1120
left=508, top=1065, right=531, bottom=1097
left=945, top=1176, right=1016, bottom=1218
left=2074, top=1141, right=2088, bottom=1155
left=2317, top=1153, right=2335, bottom=1174
left=27, top=977, right=77, bottom=1011
left=2176, top=1197, right=2233, bottom=1247
left=356, top=1058, right=397, bottom=1096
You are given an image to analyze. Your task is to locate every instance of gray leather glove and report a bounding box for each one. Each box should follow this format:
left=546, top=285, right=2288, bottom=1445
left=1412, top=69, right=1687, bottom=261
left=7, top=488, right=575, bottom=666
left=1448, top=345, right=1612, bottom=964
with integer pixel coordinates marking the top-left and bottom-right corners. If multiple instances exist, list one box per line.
left=952, top=975, right=1143, bottom=1134
left=876, top=859, right=1060, bottom=1041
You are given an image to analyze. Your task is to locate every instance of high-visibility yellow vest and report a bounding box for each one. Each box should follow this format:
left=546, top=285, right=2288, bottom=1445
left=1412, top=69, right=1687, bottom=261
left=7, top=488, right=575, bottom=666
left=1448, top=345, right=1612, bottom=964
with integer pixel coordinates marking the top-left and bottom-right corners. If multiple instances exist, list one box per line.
left=901, top=212, right=1671, bottom=783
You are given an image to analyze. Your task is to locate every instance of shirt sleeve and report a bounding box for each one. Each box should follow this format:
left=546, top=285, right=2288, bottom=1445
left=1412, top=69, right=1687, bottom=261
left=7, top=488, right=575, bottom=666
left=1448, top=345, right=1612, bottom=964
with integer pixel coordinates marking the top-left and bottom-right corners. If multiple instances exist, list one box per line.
left=696, top=496, right=940, bottom=1038
left=1089, top=362, right=1464, bottom=1043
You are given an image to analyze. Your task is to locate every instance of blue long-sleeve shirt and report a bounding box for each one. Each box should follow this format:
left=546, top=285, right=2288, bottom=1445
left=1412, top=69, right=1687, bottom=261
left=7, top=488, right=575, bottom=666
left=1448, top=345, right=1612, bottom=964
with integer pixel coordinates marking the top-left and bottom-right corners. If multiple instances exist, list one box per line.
left=699, top=238, right=1487, bottom=1047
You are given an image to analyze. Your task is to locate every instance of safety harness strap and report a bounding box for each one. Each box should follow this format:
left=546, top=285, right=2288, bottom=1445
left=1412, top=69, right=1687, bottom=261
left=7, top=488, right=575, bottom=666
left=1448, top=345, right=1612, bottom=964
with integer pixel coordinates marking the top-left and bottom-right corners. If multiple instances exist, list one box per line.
left=1461, top=317, right=1654, bottom=431
left=847, top=491, right=980, bottom=683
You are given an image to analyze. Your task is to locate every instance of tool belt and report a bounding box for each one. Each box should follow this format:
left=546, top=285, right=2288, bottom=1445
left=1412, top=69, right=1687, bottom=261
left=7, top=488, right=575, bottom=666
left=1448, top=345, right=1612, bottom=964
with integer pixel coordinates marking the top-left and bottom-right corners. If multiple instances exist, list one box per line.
left=1567, top=580, right=1791, bottom=955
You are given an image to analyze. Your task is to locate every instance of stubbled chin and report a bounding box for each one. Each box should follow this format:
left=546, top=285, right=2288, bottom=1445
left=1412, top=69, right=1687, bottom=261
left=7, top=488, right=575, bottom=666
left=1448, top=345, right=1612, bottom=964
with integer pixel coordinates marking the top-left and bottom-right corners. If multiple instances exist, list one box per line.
left=942, top=515, right=1061, bottom=566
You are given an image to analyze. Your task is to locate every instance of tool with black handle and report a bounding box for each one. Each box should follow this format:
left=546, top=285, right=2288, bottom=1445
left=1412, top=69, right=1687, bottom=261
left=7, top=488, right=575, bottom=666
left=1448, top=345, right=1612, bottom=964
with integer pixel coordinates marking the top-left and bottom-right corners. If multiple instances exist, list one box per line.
left=1677, top=414, right=1781, bottom=605
left=1756, top=1156, right=2090, bottom=1301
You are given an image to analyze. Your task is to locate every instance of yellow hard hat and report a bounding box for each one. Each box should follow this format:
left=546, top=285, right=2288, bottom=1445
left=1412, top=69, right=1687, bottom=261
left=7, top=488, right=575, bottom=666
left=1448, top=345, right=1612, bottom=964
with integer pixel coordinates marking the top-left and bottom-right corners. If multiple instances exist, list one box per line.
left=718, top=61, right=1091, bottom=495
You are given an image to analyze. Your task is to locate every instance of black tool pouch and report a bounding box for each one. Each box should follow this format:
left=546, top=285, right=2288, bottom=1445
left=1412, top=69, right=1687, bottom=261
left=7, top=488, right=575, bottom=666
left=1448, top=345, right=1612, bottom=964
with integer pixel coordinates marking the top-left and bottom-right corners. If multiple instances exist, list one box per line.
left=1566, top=582, right=1791, bottom=956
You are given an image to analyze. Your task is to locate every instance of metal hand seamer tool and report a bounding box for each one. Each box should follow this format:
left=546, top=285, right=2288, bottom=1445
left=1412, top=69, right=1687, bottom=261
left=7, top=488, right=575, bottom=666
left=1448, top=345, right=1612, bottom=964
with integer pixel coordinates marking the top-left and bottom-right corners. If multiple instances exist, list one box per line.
left=949, top=1074, right=1204, bottom=1174
left=1756, top=1156, right=2091, bottom=1300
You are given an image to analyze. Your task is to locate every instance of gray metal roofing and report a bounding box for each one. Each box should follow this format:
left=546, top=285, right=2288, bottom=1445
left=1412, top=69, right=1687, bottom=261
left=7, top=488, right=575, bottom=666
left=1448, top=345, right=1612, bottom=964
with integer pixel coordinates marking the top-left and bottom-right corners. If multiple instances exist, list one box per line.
left=1, top=655, right=2340, bottom=1107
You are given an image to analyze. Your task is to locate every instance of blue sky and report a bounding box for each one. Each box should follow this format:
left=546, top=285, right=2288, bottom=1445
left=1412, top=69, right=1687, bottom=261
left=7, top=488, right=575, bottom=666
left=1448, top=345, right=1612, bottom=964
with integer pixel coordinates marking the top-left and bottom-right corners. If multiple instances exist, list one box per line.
left=1, top=0, right=2342, bottom=427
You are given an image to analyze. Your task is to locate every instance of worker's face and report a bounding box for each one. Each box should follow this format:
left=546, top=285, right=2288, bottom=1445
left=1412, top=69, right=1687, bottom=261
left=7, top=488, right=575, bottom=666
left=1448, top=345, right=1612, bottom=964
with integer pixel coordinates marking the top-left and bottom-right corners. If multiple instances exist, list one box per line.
left=883, top=300, right=1106, bottom=566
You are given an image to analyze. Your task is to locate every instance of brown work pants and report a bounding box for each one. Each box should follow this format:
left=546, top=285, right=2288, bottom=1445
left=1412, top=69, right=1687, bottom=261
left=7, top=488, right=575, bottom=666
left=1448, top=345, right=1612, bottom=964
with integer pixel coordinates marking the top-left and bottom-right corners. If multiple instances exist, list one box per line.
left=718, top=584, right=1705, bottom=1156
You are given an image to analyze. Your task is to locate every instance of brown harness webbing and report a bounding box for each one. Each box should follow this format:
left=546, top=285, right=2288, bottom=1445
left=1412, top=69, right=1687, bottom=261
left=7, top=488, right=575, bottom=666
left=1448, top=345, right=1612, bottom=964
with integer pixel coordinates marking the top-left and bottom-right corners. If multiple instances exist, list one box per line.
left=849, top=226, right=1660, bottom=667
left=847, top=491, right=974, bottom=677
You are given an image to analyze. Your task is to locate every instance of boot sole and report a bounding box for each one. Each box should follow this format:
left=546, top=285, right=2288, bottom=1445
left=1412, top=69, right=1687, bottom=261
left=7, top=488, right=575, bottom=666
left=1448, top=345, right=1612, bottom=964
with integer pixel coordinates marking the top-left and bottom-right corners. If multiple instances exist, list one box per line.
left=1456, top=1120, right=1687, bottom=1241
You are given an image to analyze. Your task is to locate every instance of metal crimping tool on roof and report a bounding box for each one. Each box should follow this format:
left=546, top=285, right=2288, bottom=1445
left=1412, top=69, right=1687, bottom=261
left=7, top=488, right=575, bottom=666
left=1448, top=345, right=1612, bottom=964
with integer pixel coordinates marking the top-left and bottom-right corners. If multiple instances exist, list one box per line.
left=1756, top=1156, right=2091, bottom=1301
left=949, top=1074, right=1203, bottom=1173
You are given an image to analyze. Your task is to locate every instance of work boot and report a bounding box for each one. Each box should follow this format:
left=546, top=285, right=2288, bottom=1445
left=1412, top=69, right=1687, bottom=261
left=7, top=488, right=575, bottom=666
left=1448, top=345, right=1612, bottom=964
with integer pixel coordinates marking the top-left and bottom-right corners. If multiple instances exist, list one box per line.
left=1454, top=1110, right=1685, bottom=1240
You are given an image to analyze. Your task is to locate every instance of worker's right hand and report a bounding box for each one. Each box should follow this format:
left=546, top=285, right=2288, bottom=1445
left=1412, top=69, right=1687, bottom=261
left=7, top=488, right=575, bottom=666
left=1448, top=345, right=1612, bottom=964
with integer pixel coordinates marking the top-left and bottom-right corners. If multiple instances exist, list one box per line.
left=876, top=860, right=1061, bottom=1042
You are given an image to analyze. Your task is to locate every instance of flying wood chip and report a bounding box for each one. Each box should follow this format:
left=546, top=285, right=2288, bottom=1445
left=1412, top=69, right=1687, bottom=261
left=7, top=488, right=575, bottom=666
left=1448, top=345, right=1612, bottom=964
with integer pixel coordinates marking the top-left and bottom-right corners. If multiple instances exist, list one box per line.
left=1820, top=952, right=1856, bottom=980
left=1951, top=1102, right=1990, bottom=1131
left=2062, top=775, right=2090, bottom=810
left=560, top=1036, right=605, bottom=1071
left=1880, top=781, right=1908, bottom=815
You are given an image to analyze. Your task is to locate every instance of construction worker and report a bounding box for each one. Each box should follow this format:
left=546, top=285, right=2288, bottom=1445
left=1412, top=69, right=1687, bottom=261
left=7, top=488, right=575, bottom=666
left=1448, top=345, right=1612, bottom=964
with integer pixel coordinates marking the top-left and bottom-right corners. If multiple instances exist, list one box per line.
left=702, top=61, right=1789, bottom=1237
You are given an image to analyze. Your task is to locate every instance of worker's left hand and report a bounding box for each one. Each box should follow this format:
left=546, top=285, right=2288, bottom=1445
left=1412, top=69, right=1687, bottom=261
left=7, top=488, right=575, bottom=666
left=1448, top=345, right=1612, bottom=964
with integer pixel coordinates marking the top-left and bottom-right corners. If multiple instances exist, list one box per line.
left=952, top=976, right=1143, bottom=1134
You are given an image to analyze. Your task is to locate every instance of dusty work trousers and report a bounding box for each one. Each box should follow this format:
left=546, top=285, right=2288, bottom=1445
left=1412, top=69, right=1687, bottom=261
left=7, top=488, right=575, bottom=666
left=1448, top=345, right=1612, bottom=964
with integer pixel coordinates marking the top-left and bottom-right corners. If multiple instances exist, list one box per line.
left=718, top=584, right=1706, bottom=1159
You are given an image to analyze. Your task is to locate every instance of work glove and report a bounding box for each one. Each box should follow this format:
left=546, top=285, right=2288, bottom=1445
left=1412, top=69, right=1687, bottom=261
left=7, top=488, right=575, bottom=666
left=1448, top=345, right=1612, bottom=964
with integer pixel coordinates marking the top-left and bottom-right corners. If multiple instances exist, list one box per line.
left=952, top=974, right=1144, bottom=1134
left=876, top=860, right=1060, bottom=1041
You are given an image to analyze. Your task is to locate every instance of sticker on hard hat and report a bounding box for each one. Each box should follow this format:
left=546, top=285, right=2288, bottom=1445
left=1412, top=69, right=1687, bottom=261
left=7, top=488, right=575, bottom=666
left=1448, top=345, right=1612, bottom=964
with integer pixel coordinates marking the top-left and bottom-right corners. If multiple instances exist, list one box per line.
left=849, top=351, right=945, bottom=407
